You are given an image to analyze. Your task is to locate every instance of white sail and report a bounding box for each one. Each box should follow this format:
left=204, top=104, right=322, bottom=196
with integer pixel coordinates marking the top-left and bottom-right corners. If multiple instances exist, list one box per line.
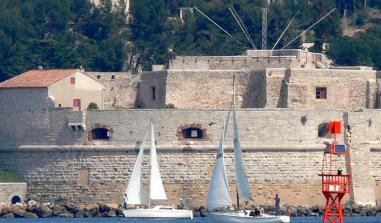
left=232, top=80, right=252, bottom=201
left=207, top=106, right=233, bottom=210
left=149, top=121, right=167, bottom=200
left=125, top=129, right=149, bottom=205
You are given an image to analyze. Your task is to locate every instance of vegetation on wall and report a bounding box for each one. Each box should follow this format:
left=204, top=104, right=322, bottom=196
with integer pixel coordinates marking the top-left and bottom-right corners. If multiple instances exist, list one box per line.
left=0, top=169, right=24, bottom=182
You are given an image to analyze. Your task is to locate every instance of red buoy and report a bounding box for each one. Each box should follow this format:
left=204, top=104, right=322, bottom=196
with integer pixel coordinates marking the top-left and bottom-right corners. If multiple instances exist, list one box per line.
left=320, top=121, right=351, bottom=223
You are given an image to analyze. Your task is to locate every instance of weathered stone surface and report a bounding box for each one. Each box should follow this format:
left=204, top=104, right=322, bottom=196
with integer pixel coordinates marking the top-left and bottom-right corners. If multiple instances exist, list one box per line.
left=57, top=212, right=73, bottom=218
left=2, top=213, right=15, bottom=218
left=24, top=211, right=38, bottom=218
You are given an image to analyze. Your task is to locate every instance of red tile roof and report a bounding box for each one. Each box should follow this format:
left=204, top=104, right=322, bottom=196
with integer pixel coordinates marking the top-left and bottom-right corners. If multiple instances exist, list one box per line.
left=0, top=69, right=81, bottom=88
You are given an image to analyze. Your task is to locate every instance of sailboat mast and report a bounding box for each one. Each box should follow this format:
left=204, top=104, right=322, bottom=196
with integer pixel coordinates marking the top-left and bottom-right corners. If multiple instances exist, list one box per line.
left=233, top=75, right=240, bottom=210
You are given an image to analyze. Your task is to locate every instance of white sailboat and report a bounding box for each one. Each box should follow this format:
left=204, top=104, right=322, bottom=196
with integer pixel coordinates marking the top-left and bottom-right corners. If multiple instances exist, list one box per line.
left=207, top=79, right=290, bottom=223
left=123, top=121, right=193, bottom=219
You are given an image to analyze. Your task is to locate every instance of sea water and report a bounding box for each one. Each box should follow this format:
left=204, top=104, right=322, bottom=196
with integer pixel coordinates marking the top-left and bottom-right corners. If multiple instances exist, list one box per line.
left=0, top=217, right=380, bottom=223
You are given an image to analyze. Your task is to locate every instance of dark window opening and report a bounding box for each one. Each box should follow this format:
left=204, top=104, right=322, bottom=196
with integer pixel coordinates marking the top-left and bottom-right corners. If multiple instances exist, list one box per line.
left=97, top=75, right=100, bottom=79
left=111, top=75, right=115, bottom=80
left=316, top=87, right=327, bottom=99
left=182, top=128, right=204, bottom=139
left=151, top=86, right=156, bottom=101
left=91, top=128, right=110, bottom=140
left=318, top=123, right=329, bottom=138
left=58, top=104, right=61, bottom=107
left=11, top=196, right=21, bottom=204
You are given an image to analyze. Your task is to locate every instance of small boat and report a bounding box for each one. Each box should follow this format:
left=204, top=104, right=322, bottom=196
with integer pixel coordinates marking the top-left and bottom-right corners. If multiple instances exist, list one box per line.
left=209, top=212, right=290, bottom=223
left=122, top=121, right=193, bottom=219
left=206, top=77, right=290, bottom=223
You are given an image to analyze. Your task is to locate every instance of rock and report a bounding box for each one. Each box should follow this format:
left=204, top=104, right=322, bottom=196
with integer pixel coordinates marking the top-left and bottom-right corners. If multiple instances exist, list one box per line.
left=106, top=203, right=119, bottom=210
left=58, top=212, right=73, bottom=218
left=99, top=203, right=111, bottom=213
left=74, top=210, right=85, bottom=218
left=103, top=210, right=116, bottom=217
left=24, top=212, right=38, bottom=218
left=2, top=213, right=15, bottom=218
left=115, top=207, right=124, bottom=217
left=64, top=203, right=77, bottom=213
left=36, top=204, right=52, bottom=218
left=199, top=206, right=207, bottom=217
left=10, top=206, right=26, bottom=217
left=52, top=205, right=67, bottom=216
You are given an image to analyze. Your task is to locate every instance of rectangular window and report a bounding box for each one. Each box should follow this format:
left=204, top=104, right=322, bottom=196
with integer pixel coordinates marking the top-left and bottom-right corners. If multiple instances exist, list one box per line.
left=151, top=86, right=156, bottom=101
left=73, top=99, right=81, bottom=111
left=78, top=169, right=89, bottom=186
left=316, top=87, right=327, bottom=99
left=70, top=77, right=76, bottom=84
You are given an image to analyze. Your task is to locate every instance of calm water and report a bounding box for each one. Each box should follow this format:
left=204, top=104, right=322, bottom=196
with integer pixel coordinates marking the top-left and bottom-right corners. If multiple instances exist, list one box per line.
left=0, top=217, right=380, bottom=223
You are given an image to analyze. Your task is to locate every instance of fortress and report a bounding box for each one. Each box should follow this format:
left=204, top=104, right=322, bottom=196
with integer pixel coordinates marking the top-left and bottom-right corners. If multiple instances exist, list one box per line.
left=0, top=49, right=380, bottom=208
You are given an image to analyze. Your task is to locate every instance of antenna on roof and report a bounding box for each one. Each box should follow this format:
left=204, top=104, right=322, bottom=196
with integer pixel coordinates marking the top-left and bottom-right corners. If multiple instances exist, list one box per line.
left=193, top=7, right=234, bottom=38
left=262, top=8, right=268, bottom=50
left=272, top=13, right=298, bottom=50
left=228, top=6, right=257, bottom=49
left=281, top=8, right=336, bottom=50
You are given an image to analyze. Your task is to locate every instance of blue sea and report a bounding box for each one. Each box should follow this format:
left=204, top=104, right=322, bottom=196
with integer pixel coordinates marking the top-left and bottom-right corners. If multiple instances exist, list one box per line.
left=0, top=217, right=380, bottom=223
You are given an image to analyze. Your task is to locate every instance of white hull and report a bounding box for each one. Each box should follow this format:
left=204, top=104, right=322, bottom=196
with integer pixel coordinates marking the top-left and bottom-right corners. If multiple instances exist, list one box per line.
left=123, top=206, right=193, bottom=219
left=210, top=212, right=290, bottom=223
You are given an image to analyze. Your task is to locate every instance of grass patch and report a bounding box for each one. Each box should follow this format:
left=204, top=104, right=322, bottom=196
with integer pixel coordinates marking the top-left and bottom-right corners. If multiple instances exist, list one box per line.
left=0, top=169, right=24, bottom=182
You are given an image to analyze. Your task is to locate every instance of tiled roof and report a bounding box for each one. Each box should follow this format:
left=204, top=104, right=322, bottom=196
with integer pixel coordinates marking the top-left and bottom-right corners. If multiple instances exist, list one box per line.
left=0, top=69, right=80, bottom=88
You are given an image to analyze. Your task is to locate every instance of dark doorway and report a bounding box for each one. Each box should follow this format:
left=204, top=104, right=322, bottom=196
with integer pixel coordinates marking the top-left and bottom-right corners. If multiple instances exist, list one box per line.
left=11, top=195, right=21, bottom=204
left=91, top=128, right=110, bottom=140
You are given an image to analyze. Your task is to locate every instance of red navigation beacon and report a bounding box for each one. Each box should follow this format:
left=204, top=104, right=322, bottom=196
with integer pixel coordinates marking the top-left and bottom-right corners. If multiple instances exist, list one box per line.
left=320, top=121, right=351, bottom=223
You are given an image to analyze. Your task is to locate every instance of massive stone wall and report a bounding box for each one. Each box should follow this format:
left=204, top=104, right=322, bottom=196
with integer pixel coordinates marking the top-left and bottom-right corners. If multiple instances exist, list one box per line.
left=0, top=149, right=325, bottom=207
left=85, top=72, right=139, bottom=109
left=287, top=69, right=377, bottom=111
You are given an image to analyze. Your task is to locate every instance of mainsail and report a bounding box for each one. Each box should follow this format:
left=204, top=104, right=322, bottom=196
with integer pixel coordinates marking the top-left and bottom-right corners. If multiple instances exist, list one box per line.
left=207, top=106, right=233, bottom=210
left=125, top=129, right=149, bottom=205
left=149, top=121, right=168, bottom=200
left=232, top=77, right=252, bottom=201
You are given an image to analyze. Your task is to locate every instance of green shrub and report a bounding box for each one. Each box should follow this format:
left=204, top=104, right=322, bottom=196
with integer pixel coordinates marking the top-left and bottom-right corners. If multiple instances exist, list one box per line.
left=165, top=103, right=175, bottom=109
left=0, top=169, right=24, bottom=182
left=87, top=102, right=99, bottom=110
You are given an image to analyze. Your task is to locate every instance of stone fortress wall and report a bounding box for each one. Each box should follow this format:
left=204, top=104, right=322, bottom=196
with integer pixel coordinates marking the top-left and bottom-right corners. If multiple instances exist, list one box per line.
left=0, top=108, right=380, bottom=207
left=0, top=49, right=380, bottom=208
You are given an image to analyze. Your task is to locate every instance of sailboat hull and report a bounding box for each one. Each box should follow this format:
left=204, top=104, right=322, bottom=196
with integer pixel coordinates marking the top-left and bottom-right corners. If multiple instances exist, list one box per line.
left=123, top=206, right=193, bottom=219
left=209, top=212, right=290, bottom=223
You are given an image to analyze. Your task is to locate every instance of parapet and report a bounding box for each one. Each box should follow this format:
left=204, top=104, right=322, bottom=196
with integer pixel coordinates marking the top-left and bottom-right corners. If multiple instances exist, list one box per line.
left=169, top=49, right=332, bottom=70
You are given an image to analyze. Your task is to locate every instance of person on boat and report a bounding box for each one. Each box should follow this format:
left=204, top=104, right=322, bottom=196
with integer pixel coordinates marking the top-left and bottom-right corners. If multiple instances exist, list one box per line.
left=275, top=194, right=280, bottom=215
left=178, top=198, right=185, bottom=209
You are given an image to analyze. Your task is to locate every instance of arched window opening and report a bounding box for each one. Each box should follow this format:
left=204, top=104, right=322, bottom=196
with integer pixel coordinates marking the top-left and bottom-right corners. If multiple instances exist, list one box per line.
left=11, top=195, right=21, bottom=204
left=318, top=123, right=329, bottom=138
left=182, top=128, right=204, bottom=139
left=91, top=128, right=110, bottom=140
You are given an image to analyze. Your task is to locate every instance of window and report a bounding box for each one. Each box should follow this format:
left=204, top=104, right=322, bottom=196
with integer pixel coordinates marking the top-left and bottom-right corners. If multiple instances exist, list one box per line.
left=316, top=87, right=327, bottom=99
left=73, top=99, right=81, bottom=111
left=70, top=77, right=76, bottom=84
left=318, top=123, right=329, bottom=138
left=182, top=128, right=204, bottom=139
left=91, top=128, right=110, bottom=140
left=151, top=86, right=156, bottom=101
left=97, top=75, right=100, bottom=79
left=111, top=75, right=115, bottom=80
left=78, top=169, right=89, bottom=186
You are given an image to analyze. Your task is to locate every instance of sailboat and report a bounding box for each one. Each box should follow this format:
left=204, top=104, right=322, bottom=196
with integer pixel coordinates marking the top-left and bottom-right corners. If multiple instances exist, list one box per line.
left=207, top=79, right=290, bottom=223
left=122, top=121, right=193, bottom=219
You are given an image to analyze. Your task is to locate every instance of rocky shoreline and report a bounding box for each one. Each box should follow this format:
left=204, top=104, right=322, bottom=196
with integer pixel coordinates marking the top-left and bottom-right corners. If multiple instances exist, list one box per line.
left=1, top=201, right=380, bottom=218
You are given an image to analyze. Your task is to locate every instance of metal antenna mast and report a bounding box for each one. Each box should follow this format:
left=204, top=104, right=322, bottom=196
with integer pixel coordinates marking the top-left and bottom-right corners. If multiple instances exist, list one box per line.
left=272, top=13, right=297, bottom=50
left=193, top=7, right=233, bottom=38
left=343, top=4, right=348, bottom=35
left=281, top=8, right=336, bottom=49
left=228, top=6, right=257, bottom=49
left=262, top=8, right=268, bottom=50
